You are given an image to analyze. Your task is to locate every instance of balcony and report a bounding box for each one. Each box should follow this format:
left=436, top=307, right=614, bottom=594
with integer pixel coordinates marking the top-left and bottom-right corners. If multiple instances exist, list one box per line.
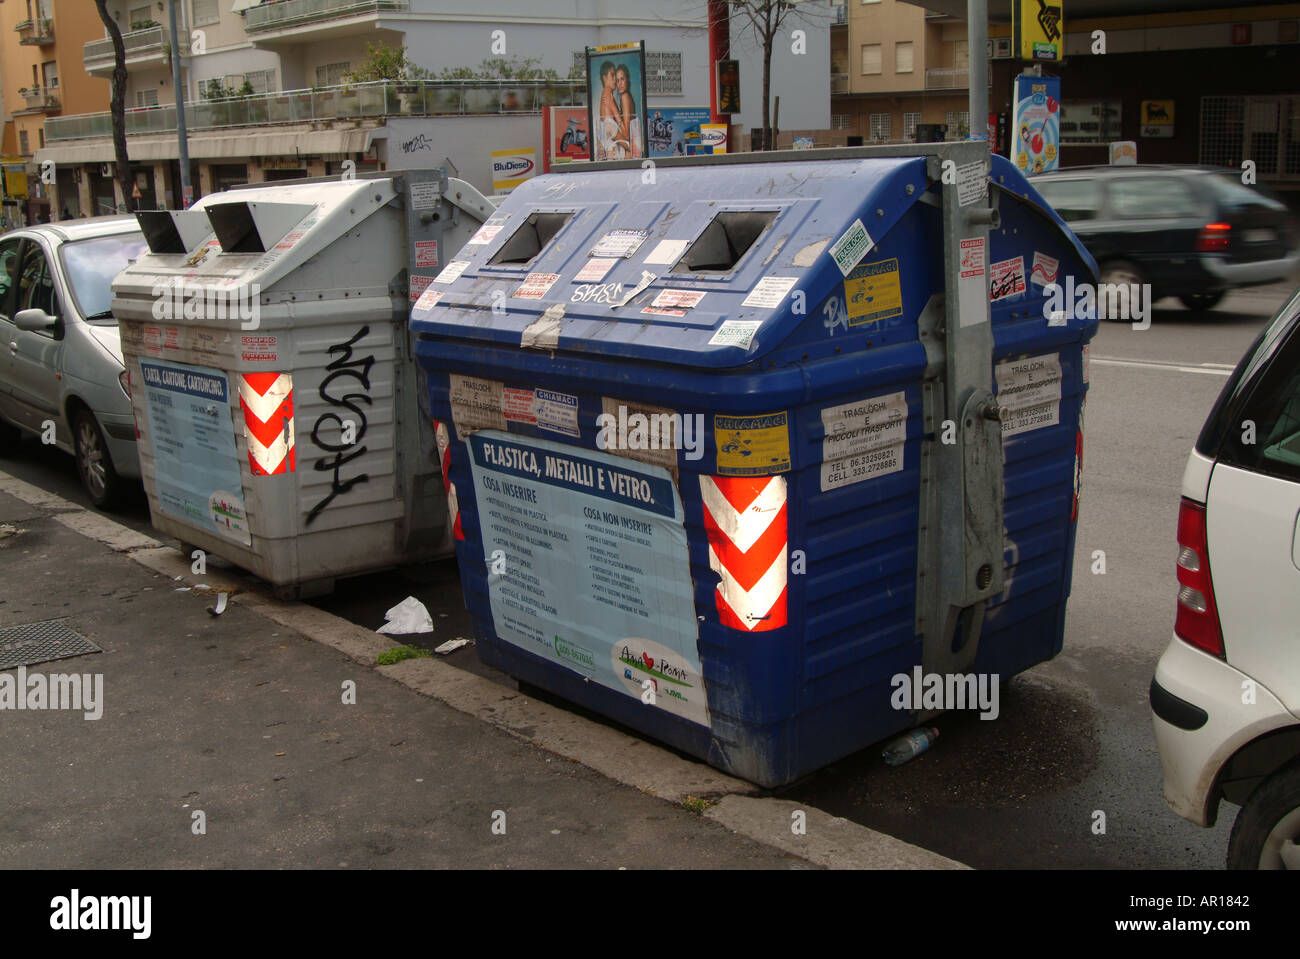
left=245, top=0, right=408, bottom=43
left=831, top=73, right=849, bottom=95
left=15, top=86, right=60, bottom=114
left=44, top=78, right=586, bottom=141
left=832, top=5, right=847, bottom=25
left=17, top=19, right=55, bottom=46
left=925, top=67, right=968, bottom=90
left=83, top=25, right=168, bottom=78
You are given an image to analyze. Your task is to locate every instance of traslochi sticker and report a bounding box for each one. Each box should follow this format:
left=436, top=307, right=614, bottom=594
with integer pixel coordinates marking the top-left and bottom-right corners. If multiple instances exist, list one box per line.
left=574, top=257, right=617, bottom=282
left=1030, top=252, right=1060, bottom=287
left=448, top=374, right=506, bottom=440
left=742, top=276, right=798, bottom=309
left=996, top=353, right=1063, bottom=437
left=828, top=219, right=874, bottom=276
left=990, top=256, right=1026, bottom=301
left=467, top=224, right=503, bottom=245
left=512, top=272, right=561, bottom=299
left=708, top=320, right=761, bottom=349
left=819, top=391, right=907, bottom=491
left=434, top=260, right=470, bottom=284
left=414, top=287, right=443, bottom=311
left=590, top=229, right=649, bottom=259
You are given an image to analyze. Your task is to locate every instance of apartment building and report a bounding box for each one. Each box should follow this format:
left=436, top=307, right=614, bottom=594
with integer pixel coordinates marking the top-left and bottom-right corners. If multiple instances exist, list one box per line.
left=830, top=0, right=974, bottom=145
left=19, top=0, right=829, bottom=217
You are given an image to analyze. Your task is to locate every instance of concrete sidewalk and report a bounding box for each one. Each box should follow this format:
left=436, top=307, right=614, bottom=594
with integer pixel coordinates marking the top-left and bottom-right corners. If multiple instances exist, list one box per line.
left=0, top=473, right=964, bottom=869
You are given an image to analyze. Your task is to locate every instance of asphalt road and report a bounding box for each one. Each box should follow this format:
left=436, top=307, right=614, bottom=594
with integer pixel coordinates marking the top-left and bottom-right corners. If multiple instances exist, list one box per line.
left=2, top=281, right=1292, bottom=869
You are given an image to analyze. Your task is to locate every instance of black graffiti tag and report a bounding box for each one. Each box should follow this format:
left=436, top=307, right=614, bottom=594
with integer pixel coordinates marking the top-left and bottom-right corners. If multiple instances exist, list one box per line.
left=306, top=325, right=374, bottom=525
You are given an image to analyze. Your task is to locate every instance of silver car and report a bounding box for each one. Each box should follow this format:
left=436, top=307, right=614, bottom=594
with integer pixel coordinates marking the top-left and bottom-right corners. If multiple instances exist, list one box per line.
left=0, top=217, right=147, bottom=508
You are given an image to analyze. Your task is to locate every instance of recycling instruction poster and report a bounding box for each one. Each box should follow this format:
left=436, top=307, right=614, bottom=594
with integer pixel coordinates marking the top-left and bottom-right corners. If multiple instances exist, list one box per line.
left=467, top=431, right=708, bottom=727
left=140, top=359, right=251, bottom=546
left=1012, top=74, right=1060, bottom=176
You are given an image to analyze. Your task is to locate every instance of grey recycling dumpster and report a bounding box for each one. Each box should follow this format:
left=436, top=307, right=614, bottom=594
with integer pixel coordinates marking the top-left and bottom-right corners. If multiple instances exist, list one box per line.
left=110, top=170, right=493, bottom=596
left=412, top=143, right=1100, bottom=786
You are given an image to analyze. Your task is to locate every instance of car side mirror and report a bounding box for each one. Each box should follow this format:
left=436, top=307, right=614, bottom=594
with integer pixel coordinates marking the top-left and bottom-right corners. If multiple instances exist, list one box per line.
left=14, top=308, right=57, bottom=332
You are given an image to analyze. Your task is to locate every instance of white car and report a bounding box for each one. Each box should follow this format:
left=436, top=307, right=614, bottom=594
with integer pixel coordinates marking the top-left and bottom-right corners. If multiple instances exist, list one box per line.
left=1151, top=288, right=1300, bottom=869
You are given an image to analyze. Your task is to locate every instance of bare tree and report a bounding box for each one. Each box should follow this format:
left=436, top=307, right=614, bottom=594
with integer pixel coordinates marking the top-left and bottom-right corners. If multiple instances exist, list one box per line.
left=94, top=0, right=132, bottom=211
left=729, top=0, right=823, bottom=150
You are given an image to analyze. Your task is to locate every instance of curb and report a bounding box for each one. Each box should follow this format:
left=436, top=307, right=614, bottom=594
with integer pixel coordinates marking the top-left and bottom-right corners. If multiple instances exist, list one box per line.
left=0, top=468, right=969, bottom=869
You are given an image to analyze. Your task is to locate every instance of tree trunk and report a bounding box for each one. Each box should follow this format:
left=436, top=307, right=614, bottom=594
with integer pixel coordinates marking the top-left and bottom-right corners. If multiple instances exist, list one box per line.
left=95, top=0, right=132, bottom=212
left=760, top=9, right=773, bottom=150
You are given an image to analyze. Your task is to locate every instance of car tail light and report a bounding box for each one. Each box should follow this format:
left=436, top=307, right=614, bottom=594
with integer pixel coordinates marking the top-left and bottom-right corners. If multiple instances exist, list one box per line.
left=1196, top=222, right=1231, bottom=253
left=1175, top=498, right=1224, bottom=658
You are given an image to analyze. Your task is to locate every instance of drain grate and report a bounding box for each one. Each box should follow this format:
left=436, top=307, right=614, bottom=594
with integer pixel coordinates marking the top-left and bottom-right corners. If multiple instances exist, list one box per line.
left=0, top=619, right=102, bottom=670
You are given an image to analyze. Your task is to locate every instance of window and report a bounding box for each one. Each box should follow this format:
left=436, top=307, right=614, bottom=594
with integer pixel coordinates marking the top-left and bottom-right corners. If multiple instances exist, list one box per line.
left=1108, top=178, right=1205, bottom=219
left=315, top=62, right=351, bottom=87
left=16, top=245, right=58, bottom=328
left=38, top=129, right=44, bottom=149
left=895, top=41, right=914, bottom=74
left=0, top=238, right=23, bottom=315
left=673, top=211, right=778, bottom=274
left=861, top=43, right=881, bottom=74
left=59, top=233, right=149, bottom=322
left=645, top=51, right=683, bottom=96
left=1060, top=100, right=1123, bottom=144
left=18, top=130, right=29, bottom=154
left=869, top=113, right=891, bottom=141
left=572, top=51, right=585, bottom=78
left=831, top=114, right=852, bottom=130
left=1217, top=318, right=1300, bottom=483
left=42, top=60, right=57, bottom=88
left=1033, top=177, right=1103, bottom=222
left=945, top=110, right=970, bottom=139
left=128, top=5, right=151, bottom=27
left=136, top=89, right=159, bottom=108
left=903, top=111, right=921, bottom=142
left=245, top=69, right=276, bottom=94
left=954, top=40, right=969, bottom=69
left=192, top=0, right=220, bottom=26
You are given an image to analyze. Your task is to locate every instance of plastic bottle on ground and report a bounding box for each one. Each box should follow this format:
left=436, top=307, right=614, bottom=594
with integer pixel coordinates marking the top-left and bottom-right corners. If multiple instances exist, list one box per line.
left=882, top=726, right=939, bottom=766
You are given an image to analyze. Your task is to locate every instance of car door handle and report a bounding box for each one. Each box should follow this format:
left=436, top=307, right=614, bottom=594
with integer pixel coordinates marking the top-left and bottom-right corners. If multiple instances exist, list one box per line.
left=1293, top=509, right=1300, bottom=573
left=8, top=341, right=16, bottom=353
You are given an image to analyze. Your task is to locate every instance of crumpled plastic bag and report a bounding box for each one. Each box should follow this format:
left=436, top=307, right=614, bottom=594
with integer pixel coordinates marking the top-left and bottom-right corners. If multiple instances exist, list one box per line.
left=376, top=596, right=434, bottom=635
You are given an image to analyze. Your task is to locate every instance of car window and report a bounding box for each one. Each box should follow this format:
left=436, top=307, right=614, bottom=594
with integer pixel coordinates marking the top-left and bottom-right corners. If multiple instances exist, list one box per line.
left=1108, top=177, right=1204, bottom=218
left=0, top=237, right=23, bottom=319
left=1033, top=178, right=1102, bottom=222
left=1217, top=316, right=1300, bottom=483
left=16, top=242, right=59, bottom=330
left=1206, top=173, right=1288, bottom=213
left=58, top=231, right=147, bottom=323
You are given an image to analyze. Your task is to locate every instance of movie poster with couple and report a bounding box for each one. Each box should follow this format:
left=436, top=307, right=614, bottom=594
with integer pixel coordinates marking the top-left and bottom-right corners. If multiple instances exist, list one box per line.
left=586, top=41, right=648, bottom=162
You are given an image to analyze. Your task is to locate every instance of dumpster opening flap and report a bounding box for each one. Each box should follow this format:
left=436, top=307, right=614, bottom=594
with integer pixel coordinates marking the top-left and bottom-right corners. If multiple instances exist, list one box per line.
left=673, top=210, right=777, bottom=273
left=205, top=200, right=315, bottom=254
left=489, top=212, right=575, bottom=267
left=136, top=209, right=213, bottom=255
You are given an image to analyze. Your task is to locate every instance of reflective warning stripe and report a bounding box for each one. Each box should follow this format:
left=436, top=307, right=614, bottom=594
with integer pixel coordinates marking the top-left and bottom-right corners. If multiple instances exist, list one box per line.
left=239, top=372, right=294, bottom=475
left=700, top=475, right=787, bottom=631
left=434, top=419, right=464, bottom=541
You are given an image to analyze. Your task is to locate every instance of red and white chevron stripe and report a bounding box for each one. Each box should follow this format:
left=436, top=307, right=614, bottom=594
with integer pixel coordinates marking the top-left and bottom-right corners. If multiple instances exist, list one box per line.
left=433, top=419, right=464, bottom=541
left=700, top=475, right=788, bottom=632
left=239, top=372, right=295, bottom=475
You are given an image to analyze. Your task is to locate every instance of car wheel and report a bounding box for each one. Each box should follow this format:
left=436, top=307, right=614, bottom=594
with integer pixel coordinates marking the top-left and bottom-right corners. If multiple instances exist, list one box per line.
left=1227, top=762, right=1300, bottom=869
left=0, top=419, right=21, bottom=455
left=74, top=410, right=122, bottom=510
left=1178, top=291, right=1226, bottom=312
left=1098, top=260, right=1144, bottom=322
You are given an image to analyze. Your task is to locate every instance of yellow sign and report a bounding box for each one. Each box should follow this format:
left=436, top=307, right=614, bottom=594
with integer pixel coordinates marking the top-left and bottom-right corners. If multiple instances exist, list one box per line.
left=1140, top=100, right=1175, bottom=138
left=844, top=259, right=903, bottom=325
left=715, top=412, right=791, bottom=476
left=1011, top=0, right=1064, bottom=62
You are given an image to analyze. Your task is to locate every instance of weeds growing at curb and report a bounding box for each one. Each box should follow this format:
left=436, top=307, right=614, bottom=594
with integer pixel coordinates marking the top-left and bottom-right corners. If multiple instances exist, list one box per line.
left=376, top=644, right=433, bottom=666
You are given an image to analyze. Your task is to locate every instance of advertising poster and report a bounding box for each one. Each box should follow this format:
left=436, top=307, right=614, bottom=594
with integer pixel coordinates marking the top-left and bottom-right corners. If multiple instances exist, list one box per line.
left=542, top=105, right=591, bottom=172
left=140, top=359, right=251, bottom=546
left=586, top=41, right=648, bottom=161
left=467, top=430, right=708, bottom=727
left=647, top=106, right=712, bottom=157
left=1012, top=74, right=1060, bottom=176
left=1011, top=0, right=1064, bottom=62
left=715, top=59, right=740, bottom=114
left=491, top=147, right=537, bottom=193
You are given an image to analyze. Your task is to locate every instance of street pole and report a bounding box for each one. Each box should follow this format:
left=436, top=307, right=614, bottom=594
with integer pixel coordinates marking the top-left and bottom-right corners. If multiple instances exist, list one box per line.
left=967, top=0, right=988, bottom=140
left=167, top=0, right=192, bottom=207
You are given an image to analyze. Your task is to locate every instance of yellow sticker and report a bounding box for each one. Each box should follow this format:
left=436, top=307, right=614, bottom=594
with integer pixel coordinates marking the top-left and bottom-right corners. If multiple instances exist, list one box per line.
left=715, top=412, right=791, bottom=476
left=844, top=258, right=903, bottom=325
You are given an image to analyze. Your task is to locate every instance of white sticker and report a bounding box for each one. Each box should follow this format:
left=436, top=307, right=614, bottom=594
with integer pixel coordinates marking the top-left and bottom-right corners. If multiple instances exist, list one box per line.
left=574, top=257, right=617, bottom=282
left=958, top=237, right=987, bottom=328
left=741, top=276, right=798, bottom=309
left=535, top=388, right=579, bottom=438
left=708, top=320, right=761, bottom=349
left=467, top=224, right=503, bottom=245
left=1030, top=252, right=1060, bottom=287
left=996, top=353, right=1063, bottom=438
left=643, top=239, right=689, bottom=265
left=449, top=374, right=506, bottom=440
left=434, top=260, right=469, bottom=284
left=414, top=287, right=443, bottom=311
left=512, top=272, right=561, bottom=299
left=819, top=391, right=907, bottom=491
left=590, top=229, right=649, bottom=259
left=828, top=218, right=874, bottom=276
left=651, top=289, right=707, bottom=310
left=409, top=180, right=442, bottom=211
left=957, top=160, right=987, bottom=207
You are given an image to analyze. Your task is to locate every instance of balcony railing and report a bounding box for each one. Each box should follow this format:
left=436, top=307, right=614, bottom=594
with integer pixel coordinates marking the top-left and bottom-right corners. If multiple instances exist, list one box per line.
left=833, top=5, right=847, bottom=25
left=830, top=73, right=848, bottom=95
left=925, top=67, right=968, bottom=90
left=17, top=19, right=54, bottom=45
left=17, top=87, right=60, bottom=112
left=245, top=0, right=409, bottom=33
left=45, top=78, right=587, bottom=141
left=84, top=25, right=167, bottom=69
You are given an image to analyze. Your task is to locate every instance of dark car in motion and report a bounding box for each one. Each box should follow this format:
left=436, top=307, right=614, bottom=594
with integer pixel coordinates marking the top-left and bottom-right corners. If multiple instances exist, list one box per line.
left=1033, top=165, right=1298, bottom=312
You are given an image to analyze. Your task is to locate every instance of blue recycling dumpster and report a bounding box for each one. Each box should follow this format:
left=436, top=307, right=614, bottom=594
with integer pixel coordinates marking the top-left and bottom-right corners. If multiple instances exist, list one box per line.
left=411, top=145, right=1099, bottom=787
